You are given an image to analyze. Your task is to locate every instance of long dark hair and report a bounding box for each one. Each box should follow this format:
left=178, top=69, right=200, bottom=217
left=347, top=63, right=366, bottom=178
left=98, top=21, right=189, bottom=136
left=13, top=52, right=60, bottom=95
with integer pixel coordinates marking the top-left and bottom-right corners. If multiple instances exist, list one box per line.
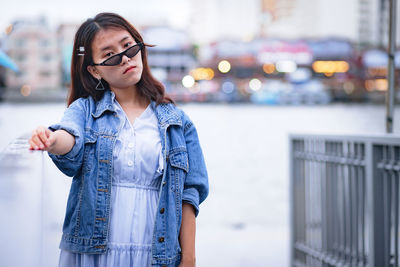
left=68, top=12, right=175, bottom=106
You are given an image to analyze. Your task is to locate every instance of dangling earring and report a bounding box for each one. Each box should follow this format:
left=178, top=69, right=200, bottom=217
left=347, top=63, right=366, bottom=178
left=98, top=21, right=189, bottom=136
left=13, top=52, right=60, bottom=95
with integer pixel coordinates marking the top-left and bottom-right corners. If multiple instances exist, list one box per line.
left=95, top=78, right=105, bottom=91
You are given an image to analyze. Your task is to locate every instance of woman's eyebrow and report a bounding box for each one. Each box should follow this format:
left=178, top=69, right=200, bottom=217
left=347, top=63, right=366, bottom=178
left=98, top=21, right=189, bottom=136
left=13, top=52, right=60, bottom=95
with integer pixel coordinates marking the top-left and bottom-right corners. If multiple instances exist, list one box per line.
left=100, top=36, right=132, bottom=52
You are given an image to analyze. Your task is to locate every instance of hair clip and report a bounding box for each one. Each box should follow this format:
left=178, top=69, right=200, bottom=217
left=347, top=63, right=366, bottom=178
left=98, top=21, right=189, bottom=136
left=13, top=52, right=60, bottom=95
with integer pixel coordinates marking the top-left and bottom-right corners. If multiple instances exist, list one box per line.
left=77, top=46, right=85, bottom=56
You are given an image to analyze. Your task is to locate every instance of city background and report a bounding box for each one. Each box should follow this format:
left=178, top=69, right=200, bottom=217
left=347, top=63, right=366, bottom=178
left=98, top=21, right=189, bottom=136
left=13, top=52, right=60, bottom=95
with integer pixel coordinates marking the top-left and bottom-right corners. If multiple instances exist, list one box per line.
left=0, top=0, right=399, bottom=267
left=1, top=0, right=400, bottom=104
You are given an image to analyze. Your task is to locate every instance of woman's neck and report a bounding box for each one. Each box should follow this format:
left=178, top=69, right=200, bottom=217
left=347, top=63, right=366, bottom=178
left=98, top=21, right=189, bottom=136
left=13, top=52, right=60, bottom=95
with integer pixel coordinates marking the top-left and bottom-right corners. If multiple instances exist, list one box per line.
left=111, top=85, right=149, bottom=109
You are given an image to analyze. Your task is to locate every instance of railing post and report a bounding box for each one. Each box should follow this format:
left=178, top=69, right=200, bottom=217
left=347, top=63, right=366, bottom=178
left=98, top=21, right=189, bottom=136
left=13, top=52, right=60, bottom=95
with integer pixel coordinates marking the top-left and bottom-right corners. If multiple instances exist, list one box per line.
left=289, top=136, right=295, bottom=267
left=360, top=140, right=386, bottom=267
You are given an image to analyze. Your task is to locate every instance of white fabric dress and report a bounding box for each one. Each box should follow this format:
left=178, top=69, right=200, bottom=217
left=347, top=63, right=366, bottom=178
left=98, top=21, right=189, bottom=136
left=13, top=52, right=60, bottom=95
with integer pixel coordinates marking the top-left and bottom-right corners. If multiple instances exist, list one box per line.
left=58, top=98, right=164, bottom=267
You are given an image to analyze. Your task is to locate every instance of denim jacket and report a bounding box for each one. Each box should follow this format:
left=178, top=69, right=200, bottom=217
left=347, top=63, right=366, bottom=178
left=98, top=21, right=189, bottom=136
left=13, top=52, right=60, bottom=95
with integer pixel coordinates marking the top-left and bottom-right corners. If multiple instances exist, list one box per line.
left=47, top=90, right=209, bottom=267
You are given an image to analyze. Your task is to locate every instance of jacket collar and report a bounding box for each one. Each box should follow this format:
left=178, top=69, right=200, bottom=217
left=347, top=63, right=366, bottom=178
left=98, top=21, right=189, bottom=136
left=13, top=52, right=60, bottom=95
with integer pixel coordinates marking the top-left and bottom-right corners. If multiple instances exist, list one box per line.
left=151, top=100, right=182, bottom=127
left=91, top=89, right=182, bottom=127
left=91, top=89, right=117, bottom=118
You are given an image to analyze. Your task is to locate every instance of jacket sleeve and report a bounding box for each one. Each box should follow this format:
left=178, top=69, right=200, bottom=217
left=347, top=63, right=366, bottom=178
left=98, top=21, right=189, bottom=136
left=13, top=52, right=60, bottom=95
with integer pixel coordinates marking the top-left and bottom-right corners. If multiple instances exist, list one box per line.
left=47, top=98, right=86, bottom=177
left=181, top=111, right=209, bottom=217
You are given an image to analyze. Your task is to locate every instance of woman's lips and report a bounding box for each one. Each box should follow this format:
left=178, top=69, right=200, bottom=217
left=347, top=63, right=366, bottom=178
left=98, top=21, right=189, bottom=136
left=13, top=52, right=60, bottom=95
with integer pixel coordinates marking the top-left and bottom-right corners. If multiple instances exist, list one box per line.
left=124, top=66, right=136, bottom=74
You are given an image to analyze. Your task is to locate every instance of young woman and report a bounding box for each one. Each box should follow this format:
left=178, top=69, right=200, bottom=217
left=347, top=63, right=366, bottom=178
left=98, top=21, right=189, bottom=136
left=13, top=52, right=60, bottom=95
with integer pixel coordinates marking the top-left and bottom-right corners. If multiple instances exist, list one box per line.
left=28, top=12, right=209, bottom=267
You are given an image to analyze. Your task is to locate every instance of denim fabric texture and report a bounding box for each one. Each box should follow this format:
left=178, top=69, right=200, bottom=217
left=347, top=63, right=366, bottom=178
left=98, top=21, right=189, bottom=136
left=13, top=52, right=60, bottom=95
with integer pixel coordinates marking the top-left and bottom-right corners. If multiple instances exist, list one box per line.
left=48, top=89, right=209, bottom=267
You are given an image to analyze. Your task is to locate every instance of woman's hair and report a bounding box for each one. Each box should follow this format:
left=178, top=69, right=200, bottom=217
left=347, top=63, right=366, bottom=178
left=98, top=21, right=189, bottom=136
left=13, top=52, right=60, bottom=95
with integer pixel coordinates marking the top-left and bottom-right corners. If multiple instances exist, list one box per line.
left=68, top=12, right=175, bottom=106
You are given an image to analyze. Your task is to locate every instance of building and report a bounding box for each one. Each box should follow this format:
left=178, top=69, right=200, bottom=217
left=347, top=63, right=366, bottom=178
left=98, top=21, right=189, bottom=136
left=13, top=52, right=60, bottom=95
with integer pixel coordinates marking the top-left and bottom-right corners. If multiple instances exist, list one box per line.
left=375, top=0, right=400, bottom=48
left=259, top=0, right=358, bottom=41
left=189, top=0, right=259, bottom=44
left=4, top=16, right=61, bottom=93
left=142, top=26, right=196, bottom=85
left=259, top=0, right=400, bottom=47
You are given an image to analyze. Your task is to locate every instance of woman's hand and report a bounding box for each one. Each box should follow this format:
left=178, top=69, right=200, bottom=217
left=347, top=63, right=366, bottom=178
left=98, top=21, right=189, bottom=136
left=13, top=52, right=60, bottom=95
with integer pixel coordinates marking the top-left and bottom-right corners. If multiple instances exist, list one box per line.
left=28, top=126, right=56, bottom=151
left=178, top=255, right=196, bottom=267
left=29, top=128, right=75, bottom=155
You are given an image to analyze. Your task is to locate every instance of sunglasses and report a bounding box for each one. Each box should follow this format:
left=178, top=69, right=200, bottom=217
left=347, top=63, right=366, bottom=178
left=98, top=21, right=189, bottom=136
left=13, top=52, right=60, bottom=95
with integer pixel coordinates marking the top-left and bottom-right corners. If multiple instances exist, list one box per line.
left=92, top=42, right=144, bottom=66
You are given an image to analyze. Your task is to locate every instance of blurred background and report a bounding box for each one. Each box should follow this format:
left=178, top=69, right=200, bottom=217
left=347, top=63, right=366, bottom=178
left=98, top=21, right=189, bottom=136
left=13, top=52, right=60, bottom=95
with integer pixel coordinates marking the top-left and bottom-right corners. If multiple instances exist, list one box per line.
left=0, top=0, right=399, bottom=266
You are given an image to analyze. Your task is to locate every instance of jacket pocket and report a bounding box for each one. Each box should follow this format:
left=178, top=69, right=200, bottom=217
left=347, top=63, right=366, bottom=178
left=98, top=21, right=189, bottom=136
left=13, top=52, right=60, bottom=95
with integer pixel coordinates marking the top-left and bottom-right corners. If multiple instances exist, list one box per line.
left=169, top=150, right=189, bottom=173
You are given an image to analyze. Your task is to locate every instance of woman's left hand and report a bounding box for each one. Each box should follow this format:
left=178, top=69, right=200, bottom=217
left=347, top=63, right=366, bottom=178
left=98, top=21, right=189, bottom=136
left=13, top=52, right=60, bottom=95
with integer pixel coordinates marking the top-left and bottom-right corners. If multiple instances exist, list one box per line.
left=178, top=255, right=196, bottom=267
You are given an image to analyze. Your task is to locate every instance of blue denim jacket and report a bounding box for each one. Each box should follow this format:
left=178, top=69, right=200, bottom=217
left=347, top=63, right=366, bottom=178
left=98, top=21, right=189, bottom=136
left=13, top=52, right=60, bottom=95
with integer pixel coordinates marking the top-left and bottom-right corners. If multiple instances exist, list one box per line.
left=48, top=90, right=209, bottom=267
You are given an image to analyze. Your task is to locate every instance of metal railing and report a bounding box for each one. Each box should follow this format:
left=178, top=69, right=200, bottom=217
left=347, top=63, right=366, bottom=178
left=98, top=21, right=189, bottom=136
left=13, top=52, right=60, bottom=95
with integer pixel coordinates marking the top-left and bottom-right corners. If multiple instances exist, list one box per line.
left=0, top=134, right=69, bottom=267
left=290, top=134, right=400, bottom=267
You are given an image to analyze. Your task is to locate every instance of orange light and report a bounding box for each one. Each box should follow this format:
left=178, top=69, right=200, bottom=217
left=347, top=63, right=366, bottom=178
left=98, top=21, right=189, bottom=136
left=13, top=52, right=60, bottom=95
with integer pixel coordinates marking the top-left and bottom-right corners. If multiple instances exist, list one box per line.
left=5, top=24, right=13, bottom=35
left=263, top=63, right=275, bottom=74
left=190, top=68, right=215, bottom=80
left=312, top=61, right=349, bottom=73
left=375, top=79, right=388, bottom=91
left=20, top=84, right=31, bottom=96
left=364, top=79, right=388, bottom=91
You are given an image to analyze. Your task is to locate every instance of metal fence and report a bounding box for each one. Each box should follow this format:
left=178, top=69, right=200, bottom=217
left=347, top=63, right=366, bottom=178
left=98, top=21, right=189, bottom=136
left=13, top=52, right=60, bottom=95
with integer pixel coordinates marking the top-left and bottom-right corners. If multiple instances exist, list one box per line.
left=0, top=134, right=69, bottom=267
left=290, top=134, right=400, bottom=267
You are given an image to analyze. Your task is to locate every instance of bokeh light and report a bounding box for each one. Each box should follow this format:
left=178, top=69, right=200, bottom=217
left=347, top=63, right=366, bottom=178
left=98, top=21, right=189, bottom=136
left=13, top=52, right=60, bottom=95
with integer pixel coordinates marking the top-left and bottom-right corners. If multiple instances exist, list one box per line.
left=218, top=60, right=231, bottom=73
left=5, top=24, right=13, bottom=35
left=312, top=61, right=349, bottom=73
left=182, top=75, right=195, bottom=88
left=190, top=68, right=214, bottom=80
left=276, top=60, right=297, bottom=73
left=263, top=63, right=275, bottom=74
left=249, top=78, right=262, bottom=91
left=221, top=81, right=235, bottom=94
left=20, top=84, right=31, bottom=96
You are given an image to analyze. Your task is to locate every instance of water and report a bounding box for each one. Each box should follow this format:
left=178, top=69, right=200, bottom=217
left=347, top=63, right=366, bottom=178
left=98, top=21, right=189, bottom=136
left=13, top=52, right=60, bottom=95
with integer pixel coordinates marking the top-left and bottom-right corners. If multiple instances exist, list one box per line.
left=0, top=102, right=399, bottom=267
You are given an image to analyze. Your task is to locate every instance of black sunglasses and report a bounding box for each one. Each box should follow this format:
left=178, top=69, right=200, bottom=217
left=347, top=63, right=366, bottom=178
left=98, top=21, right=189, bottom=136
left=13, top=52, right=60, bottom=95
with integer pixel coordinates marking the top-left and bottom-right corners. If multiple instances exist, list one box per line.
left=92, top=42, right=144, bottom=66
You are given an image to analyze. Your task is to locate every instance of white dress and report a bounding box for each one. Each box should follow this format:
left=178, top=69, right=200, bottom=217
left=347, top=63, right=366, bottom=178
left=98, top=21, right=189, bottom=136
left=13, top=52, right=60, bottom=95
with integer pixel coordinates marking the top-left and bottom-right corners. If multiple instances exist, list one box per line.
left=58, top=98, right=164, bottom=267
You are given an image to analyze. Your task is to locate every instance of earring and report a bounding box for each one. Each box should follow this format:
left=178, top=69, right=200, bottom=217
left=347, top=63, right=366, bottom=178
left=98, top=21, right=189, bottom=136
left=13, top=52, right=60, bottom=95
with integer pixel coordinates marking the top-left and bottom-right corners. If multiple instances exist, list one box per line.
left=95, top=78, right=105, bottom=91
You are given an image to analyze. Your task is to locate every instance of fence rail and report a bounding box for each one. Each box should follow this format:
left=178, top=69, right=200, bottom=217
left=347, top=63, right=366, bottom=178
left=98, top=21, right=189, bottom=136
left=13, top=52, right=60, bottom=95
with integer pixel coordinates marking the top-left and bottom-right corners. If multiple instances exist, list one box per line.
left=290, top=134, right=400, bottom=267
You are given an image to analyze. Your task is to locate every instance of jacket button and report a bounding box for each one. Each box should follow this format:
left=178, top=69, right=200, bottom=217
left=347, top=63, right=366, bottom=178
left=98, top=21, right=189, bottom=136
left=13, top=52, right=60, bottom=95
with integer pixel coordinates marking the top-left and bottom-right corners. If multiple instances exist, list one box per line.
left=161, top=265, right=167, bottom=267
left=166, top=155, right=169, bottom=161
left=159, top=237, right=165, bottom=243
left=160, top=208, right=165, bottom=214
left=162, top=181, right=166, bottom=186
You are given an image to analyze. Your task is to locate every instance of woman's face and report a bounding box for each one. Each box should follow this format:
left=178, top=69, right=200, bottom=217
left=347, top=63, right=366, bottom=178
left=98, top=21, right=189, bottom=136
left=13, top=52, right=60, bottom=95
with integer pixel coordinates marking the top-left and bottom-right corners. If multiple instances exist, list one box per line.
left=87, top=27, right=143, bottom=90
